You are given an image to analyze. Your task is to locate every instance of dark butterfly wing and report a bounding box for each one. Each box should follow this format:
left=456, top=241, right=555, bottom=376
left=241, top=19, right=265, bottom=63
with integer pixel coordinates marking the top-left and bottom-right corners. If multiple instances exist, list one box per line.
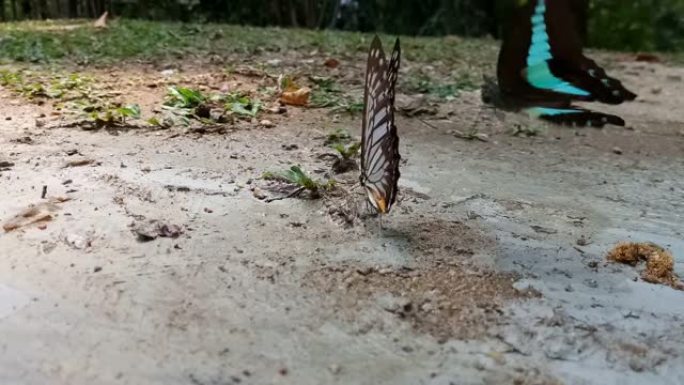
left=540, top=0, right=637, bottom=103
left=497, top=0, right=636, bottom=127
left=361, top=36, right=401, bottom=214
left=544, top=57, right=637, bottom=104
left=526, top=106, right=625, bottom=127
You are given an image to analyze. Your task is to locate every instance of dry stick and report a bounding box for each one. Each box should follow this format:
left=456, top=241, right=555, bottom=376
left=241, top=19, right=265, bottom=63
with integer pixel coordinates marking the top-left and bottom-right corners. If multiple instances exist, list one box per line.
left=41, top=185, right=47, bottom=199
left=264, top=187, right=306, bottom=203
left=417, top=118, right=446, bottom=131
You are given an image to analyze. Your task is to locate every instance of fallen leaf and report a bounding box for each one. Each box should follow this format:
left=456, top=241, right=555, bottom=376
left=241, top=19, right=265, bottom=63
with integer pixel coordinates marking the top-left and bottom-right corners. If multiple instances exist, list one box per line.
left=398, top=95, right=438, bottom=117
left=324, top=58, right=340, bottom=68
left=635, top=53, right=660, bottom=63
left=3, top=201, right=62, bottom=232
left=280, top=87, right=311, bottom=107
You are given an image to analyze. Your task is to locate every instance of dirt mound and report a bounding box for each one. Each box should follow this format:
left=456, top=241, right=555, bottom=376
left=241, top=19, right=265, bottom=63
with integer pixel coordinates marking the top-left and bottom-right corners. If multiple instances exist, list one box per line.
left=305, top=219, right=539, bottom=340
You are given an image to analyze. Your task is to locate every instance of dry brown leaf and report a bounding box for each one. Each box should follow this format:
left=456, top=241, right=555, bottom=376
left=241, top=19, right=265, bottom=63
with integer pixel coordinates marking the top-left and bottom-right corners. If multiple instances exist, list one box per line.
left=635, top=53, right=661, bottom=63
left=3, top=202, right=60, bottom=232
left=324, top=58, right=340, bottom=69
left=280, top=87, right=311, bottom=107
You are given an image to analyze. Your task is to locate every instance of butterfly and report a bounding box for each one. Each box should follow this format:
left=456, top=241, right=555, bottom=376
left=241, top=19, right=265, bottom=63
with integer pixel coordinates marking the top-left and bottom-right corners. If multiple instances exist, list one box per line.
left=360, top=35, right=401, bottom=214
left=495, top=0, right=637, bottom=127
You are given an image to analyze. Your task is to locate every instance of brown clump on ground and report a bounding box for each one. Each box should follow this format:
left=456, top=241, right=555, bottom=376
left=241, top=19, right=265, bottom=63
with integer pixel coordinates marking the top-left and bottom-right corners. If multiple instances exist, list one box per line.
left=304, top=219, right=540, bottom=341
left=607, top=242, right=683, bottom=290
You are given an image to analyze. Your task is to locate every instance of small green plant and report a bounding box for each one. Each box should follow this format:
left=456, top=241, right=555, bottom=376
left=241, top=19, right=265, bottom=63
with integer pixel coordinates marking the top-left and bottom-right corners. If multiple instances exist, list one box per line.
left=0, top=69, right=93, bottom=101
left=0, top=69, right=23, bottom=87
left=332, top=99, right=364, bottom=115
left=331, top=142, right=360, bottom=174
left=146, top=116, right=175, bottom=129
left=164, top=86, right=206, bottom=108
left=405, top=71, right=478, bottom=100
left=308, top=77, right=363, bottom=115
left=223, top=92, right=261, bottom=118
left=262, top=165, right=335, bottom=198
left=310, top=77, right=341, bottom=108
left=333, top=142, right=360, bottom=160
left=325, top=128, right=352, bottom=145
left=85, top=103, right=142, bottom=128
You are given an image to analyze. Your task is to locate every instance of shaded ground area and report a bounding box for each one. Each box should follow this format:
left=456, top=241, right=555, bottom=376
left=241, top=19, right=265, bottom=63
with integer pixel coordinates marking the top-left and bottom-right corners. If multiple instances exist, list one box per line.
left=1, top=21, right=683, bottom=385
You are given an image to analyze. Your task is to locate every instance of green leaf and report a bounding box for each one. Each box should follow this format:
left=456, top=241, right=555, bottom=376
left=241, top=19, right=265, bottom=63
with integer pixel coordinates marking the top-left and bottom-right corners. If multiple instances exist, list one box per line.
left=116, top=104, right=141, bottom=119
left=262, top=165, right=323, bottom=192
left=147, top=117, right=161, bottom=126
left=165, top=86, right=205, bottom=108
left=225, top=93, right=261, bottom=117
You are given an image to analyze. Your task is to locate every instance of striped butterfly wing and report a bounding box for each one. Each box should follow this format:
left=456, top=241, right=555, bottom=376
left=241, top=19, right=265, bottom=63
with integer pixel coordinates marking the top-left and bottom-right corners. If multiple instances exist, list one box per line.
left=361, top=36, right=401, bottom=214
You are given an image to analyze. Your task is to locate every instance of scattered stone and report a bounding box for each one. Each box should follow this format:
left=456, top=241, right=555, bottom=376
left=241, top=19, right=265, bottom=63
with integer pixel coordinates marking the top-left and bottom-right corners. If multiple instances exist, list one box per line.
left=376, top=293, right=412, bottom=314
left=576, top=235, right=591, bottom=246
left=252, top=187, right=267, bottom=200
left=63, top=233, right=91, bottom=250
left=63, top=158, right=95, bottom=168
left=259, top=119, right=275, bottom=128
left=133, top=221, right=183, bottom=242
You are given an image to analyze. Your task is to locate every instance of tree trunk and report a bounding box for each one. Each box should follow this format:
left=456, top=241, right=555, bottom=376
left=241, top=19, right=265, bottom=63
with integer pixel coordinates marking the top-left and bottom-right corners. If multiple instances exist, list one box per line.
left=38, top=0, right=48, bottom=18
left=21, top=0, right=30, bottom=19
left=67, top=0, right=76, bottom=17
left=288, top=0, right=298, bottom=27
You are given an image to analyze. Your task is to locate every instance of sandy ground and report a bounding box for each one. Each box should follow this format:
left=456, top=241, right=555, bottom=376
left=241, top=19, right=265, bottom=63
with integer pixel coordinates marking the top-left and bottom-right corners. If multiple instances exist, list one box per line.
left=1, top=57, right=684, bottom=385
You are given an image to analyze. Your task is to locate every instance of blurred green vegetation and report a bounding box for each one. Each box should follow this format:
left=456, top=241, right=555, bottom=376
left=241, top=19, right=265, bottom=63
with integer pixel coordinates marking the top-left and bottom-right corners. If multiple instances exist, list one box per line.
left=0, top=0, right=682, bottom=53
left=0, top=19, right=499, bottom=66
left=588, top=0, right=684, bottom=51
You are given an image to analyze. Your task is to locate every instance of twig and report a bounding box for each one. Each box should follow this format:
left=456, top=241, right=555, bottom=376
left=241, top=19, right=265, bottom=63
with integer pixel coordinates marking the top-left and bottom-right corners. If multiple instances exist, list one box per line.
left=265, top=187, right=306, bottom=203
left=418, top=118, right=448, bottom=130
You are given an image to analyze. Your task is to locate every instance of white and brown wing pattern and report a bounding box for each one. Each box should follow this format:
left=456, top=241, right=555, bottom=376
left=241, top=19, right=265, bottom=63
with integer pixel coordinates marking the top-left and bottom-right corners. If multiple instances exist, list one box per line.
left=360, top=36, right=401, bottom=214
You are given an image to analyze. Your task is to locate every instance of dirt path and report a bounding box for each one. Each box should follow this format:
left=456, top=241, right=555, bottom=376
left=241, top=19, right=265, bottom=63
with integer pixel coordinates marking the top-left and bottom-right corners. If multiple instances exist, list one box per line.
left=1, top=57, right=683, bottom=385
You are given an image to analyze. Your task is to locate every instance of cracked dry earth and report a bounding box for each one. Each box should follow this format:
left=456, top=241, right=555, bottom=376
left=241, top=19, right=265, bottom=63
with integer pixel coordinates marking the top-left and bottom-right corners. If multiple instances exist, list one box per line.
left=1, top=56, right=684, bottom=385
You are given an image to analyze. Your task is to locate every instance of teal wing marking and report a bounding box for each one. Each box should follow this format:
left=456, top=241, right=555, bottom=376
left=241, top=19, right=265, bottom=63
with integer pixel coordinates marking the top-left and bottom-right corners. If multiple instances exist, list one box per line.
left=525, top=106, right=582, bottom=118
left=525, top=0, right=590, bottom=96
